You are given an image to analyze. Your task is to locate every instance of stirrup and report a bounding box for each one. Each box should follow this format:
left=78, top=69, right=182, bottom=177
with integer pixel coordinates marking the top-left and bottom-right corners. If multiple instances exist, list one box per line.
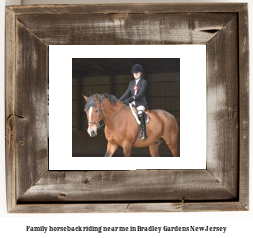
left=139, top=132, right=147, bottom=140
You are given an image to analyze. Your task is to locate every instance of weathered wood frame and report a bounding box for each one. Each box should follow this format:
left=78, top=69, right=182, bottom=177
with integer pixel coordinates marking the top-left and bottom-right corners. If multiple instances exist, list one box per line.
left=5, top=4, right=249, bottom=213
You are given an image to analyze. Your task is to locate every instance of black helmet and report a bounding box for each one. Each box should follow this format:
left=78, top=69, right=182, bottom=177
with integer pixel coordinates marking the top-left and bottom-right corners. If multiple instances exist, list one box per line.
left=132, top=64, right=143, bottom=73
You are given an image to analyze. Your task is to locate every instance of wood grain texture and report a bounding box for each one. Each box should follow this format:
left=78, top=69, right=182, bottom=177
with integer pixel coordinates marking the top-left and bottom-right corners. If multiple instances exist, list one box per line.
left=10, top=202, right=247, bottom=213
left=15, top=20, right=48, bottom=200
left=238, top=4, right=249, bottom=208
left=18, top=170, right=236, bottom=202
left=5, top=7, right=16, bottom=212
left=7, top=3, right=246, bottom=14
left=16, top=13, right=236, bottom=45
left=125, top=202, right=247, bottom=212
left=5, top=3, right=249, bottom=213
left=10, top=203, right=133, bottom=213
left=206, top=16, right=239, bottom=198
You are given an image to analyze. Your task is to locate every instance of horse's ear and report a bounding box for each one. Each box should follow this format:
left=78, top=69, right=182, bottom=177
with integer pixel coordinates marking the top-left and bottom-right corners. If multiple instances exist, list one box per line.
left=94, top=93, right=99, bottom=103
left=82, top=94, right=88, bottom=102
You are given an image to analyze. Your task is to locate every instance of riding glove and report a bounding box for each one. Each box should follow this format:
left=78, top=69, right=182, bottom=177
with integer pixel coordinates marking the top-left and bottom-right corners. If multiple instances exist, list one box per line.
left=123, top=97, right=134, bottom=104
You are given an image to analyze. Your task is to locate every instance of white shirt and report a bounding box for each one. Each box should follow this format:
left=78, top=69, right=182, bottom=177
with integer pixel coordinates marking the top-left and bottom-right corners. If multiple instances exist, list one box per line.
left=135, top=77, right=141, bottom=85
left=133, top=77, right=141, bottom=99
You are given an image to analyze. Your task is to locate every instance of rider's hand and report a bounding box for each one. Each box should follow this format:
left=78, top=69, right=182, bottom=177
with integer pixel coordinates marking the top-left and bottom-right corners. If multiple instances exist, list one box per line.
left=123, top=97, right=134, bottom=104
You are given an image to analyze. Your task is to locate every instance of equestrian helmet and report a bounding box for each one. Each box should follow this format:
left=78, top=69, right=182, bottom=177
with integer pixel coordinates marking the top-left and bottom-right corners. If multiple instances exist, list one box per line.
left=132, top=64, right=143, bottom=73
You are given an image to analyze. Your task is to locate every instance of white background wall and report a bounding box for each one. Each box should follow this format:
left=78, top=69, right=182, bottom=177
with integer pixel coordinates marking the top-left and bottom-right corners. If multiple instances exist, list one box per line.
left=1, top=0, right=252, bottom=237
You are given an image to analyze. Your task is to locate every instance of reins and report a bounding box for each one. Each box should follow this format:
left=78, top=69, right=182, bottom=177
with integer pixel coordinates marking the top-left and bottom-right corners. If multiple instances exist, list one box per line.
left=88, top=101, right=142, bottom=146
left=88, top=103, right=127, bottom=129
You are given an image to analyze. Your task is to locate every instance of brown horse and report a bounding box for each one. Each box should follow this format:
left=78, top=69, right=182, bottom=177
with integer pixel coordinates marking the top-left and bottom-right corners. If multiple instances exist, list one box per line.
left=83, top=93, right=179, bottom=157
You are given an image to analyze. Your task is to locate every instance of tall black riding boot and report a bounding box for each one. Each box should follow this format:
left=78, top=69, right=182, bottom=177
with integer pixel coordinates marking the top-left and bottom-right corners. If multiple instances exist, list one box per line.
left=138, top=112, right=147, bottom=140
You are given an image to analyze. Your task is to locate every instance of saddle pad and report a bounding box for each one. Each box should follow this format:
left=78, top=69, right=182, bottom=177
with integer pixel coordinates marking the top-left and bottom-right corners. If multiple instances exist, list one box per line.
left=129, top=103, right=149, bottom=125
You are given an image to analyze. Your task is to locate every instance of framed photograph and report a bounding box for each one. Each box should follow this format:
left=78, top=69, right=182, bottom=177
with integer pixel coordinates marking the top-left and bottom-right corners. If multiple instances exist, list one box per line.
left=5, top=3, right=249, bottom=212
left=49, top=45, right=206, bottom=170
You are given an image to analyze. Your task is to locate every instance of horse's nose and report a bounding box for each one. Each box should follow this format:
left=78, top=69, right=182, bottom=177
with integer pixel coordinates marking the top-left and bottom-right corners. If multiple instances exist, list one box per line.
left=90, top=130, right=97, bottom=137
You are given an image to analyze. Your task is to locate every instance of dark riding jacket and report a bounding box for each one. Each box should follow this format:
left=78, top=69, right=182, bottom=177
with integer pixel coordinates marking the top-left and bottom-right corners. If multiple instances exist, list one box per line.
left=119, top=77, right=148, bottom=108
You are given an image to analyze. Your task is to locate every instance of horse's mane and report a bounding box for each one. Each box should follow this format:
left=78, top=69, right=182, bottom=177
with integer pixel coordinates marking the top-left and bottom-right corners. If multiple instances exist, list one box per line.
left=84, top=93, right=118, bottom=110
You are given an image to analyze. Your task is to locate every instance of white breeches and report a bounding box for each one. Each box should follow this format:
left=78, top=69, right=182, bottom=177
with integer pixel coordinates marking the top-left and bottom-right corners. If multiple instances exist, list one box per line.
left=137, top=106, right=145, bottom=115
left=131, top=102, right=145, bottom=115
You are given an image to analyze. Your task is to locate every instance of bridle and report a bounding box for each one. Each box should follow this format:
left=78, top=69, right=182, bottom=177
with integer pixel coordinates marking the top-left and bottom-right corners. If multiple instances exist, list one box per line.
left=88, top=102, right=127, bottom=129
left=87, top=102, right=103, bottom=128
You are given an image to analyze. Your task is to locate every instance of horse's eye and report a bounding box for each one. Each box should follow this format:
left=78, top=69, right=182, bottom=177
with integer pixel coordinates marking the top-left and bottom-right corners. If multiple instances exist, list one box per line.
left=95, top=110, right=98, bottom=113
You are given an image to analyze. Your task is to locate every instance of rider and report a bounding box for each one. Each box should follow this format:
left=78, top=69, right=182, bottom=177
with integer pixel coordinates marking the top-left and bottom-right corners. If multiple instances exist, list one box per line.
left=119, top=64, right=148, bottom=140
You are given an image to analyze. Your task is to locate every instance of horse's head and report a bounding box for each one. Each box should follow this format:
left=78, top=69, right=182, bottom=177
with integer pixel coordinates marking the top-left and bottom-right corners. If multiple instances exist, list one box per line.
left=83, top=94, right=103, bottom=137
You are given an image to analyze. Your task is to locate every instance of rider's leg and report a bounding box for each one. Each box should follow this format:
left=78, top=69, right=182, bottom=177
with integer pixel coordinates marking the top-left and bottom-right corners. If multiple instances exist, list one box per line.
left=137, top=106, right=147, bottom=140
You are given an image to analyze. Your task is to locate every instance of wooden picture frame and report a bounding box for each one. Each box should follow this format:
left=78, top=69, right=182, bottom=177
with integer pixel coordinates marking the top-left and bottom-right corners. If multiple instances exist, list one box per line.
left=5, top=3, right=249, bottom=213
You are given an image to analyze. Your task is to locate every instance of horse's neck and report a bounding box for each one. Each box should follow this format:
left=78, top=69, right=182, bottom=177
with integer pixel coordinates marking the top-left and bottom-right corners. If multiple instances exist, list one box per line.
left=101, top=102, right=118, bottom=123
left=101, top=101, right=126, bottom=128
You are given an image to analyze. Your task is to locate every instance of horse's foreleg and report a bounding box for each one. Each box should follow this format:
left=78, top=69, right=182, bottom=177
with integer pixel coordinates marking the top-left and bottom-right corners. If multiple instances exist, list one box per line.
left=122, top=142, right=132, bottom=157
left=149, top=143, right=160, bottom=157
left=104, top=142, right=118, bottom=157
